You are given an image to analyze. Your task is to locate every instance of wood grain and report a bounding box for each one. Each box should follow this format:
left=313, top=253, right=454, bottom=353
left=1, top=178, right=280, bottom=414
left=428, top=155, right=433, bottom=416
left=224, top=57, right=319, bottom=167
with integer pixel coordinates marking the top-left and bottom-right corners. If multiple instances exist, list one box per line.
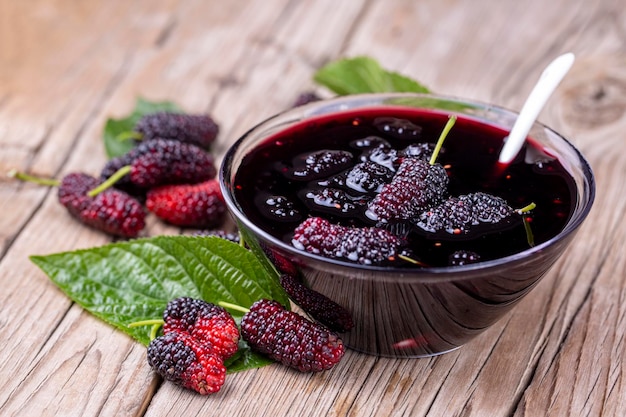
left=1, top=0, right=625, bottom=416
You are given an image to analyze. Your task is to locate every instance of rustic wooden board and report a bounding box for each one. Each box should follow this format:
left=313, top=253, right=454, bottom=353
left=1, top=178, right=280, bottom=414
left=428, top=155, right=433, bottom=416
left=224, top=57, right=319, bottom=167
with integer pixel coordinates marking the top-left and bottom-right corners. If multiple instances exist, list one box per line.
left=1, top=0, right=625, bottom=416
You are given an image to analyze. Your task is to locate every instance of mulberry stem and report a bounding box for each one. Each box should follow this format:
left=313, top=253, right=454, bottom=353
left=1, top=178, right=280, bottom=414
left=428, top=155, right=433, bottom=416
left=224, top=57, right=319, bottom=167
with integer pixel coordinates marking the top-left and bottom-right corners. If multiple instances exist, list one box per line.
left=516, top=202, right=537, bottom=247
left=87, top=165, right=131, bottom=197
left=127, top=319, right=164, bottom=328
left=523, top=217, right=535, bottom=247
left=7, top=169, right=60, bottom=186
left=218, top=301, right=250, bottom=314
left=517, top=202, right=536, bottom=214
left=429, top=115, right=457, bottom=165
left=115, top=131, right=143, bottom=142
left=128, top=319, right=164, bottom=341
left=397, top=254, right=429, bottom=267
left=237, top=232, right=247, bottom=248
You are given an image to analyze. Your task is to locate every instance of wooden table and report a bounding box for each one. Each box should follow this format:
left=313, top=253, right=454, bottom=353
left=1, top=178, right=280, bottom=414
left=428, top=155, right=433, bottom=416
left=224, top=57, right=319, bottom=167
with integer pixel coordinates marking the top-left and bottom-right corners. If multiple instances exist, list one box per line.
left=1, top=0, right=624, bottom=415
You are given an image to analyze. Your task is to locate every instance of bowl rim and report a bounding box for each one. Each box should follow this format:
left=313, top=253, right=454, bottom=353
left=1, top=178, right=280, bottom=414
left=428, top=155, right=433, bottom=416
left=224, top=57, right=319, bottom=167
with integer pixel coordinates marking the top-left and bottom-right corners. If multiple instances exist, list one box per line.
left=219, top=92, right=596, bottom=278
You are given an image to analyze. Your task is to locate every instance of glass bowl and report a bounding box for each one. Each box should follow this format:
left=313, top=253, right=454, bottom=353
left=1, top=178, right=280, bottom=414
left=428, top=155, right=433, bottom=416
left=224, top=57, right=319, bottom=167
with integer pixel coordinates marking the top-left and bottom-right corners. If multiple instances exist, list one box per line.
left=219, top=93, right=595, bottom=357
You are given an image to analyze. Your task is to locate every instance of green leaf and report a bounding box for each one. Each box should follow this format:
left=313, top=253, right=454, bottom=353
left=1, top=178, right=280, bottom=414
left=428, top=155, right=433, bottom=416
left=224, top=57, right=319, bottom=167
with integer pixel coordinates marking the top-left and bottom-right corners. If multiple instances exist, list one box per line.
left=313, top=56, right=430, bottom=95
left=30, top=235, right=289, bottom=372
left=103, top=98, right=183, bottom=159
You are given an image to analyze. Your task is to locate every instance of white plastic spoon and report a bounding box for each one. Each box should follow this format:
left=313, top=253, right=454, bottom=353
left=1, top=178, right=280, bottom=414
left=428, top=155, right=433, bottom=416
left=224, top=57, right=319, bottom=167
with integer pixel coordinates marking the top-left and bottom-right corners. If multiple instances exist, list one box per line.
left=498, top=52, right=575, bottom=164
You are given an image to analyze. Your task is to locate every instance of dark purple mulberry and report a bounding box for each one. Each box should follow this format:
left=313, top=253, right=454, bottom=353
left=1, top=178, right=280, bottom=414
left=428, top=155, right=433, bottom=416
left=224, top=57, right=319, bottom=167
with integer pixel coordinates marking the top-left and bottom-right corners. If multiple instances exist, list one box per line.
left=471, top=192, right=516, bottom=223
left=81, top=189, right=146, bottom=238
left=415, top=192, right=514, bottom=234
left=363, top=146, right=399, bottom=171
left=135, top=112, right=219, bottom=149
left=400, top=142, right=437, bottom=160
left=343, top=161, right=394, bottom=193
left=291, top=217, right=404, bottom=265
left=99, top=153, right=143, bottom=196
left=263, top=247, right=300, bottom=277
left=286, top=150, right=353, bottom=181
left=101, top=139, right=216, bottom=189
left=373, top=117, right=422, bottom=140
left=301, top=187, right=368, bottom=217
left=58, top=173, right=145, bottom=238
left=58, top=172, right=100, bottom=216
left=292, top=91, right=321, bottom=107
left=365, top=158, right=448, bottom=224
left=318, top=159, right=394, bottom=193
left=130, top=139, right=216, bottom=187
left=240, top=299, right=345, bottom=372
left=147, top=331, right=226, bottom=394
left=258, top=194, right=302, bottom=222
left=279, top=274, right=354, bottom=333
left=350, top=135, right=390, bottom=152
left=163, top=297, right=214, bottom=334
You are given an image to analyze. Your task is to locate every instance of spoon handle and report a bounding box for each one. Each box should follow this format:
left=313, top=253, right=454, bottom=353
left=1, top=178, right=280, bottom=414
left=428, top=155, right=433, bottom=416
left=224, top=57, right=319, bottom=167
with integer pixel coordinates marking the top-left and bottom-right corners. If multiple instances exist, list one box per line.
left=498, top=52, right=575, bottom=164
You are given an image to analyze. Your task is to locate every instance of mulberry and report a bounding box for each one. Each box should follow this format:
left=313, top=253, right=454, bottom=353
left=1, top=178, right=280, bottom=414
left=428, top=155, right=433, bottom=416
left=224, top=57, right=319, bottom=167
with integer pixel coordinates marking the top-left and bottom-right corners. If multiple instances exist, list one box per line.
left=101, top=139, right=216, bottom=189
left=415, top=192, right=514, bottom=234
left=292, top=91, right=321, bottom=107
left=279, top=274, right=354, bottom=333
left=291, top=217, right=403, bottom=265
left=130, top=139, right=216, bottom=188
left=135, top=112, right=219, bottom=149
left=374, top=117, right=423, bottom=141
left=57, top=172, right=100, bottom=216
left=365, top=157, right=448, bottom=223
left=58, top=173, right=145, bottom=238
left=162, top=297, right=239, bottom=360
left=400, top=142, right=437, bottom=160
left=146, top=179, right=226, bottom=228
left=343, top=161, right=394, bottom=193
left=258, top=194, right=302, bottom=222
left=301, top=187, right=368, bottom=217
left=286, top=150, right=353, bottom=181
left=240, top=299, right=345, bottom=372
left=147, top=331, right=226, bottom=395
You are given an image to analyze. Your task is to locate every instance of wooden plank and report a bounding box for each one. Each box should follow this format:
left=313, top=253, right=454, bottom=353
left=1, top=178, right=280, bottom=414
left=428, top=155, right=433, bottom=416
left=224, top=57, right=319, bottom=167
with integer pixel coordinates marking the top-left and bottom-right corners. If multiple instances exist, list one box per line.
left=0, top=306, right=155, bottom=416
left=513, top=49, right=626, bottom=415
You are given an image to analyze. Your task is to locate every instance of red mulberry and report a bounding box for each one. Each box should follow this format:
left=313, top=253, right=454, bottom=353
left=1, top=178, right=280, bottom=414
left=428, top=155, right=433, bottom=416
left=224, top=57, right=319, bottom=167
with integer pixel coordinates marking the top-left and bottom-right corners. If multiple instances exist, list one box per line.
left=147, top=331, right=226, bottom=395
left=162, top=297, right=239, bottom=360
left=146, top=179, right=226, bottom=228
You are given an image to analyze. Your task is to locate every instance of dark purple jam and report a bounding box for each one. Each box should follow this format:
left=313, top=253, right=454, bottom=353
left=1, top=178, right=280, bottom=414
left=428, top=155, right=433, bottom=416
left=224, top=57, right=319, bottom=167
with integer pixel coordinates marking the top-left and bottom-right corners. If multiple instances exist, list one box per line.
left=233, top=107, right=575, bottom=267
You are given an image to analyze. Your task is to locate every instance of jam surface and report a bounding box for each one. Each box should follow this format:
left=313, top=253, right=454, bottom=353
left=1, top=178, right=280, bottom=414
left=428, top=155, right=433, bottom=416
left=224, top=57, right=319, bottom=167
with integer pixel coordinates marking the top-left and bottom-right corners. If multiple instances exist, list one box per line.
left=233, top=107, right=575, bottom=267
